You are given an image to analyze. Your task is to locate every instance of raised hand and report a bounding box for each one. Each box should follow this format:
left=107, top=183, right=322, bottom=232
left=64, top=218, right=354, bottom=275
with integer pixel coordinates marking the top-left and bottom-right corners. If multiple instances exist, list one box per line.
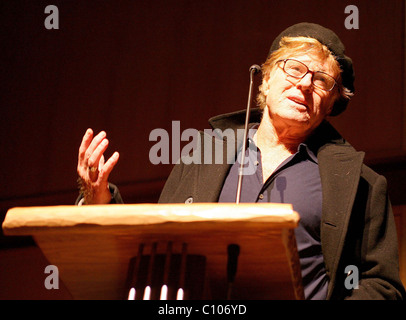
left=77, top=128, right=119, bottom=204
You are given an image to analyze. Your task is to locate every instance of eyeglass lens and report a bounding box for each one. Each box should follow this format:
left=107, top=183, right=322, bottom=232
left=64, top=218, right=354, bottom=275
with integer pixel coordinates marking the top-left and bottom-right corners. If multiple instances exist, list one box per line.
left=283, top=59, right=336, bottom=91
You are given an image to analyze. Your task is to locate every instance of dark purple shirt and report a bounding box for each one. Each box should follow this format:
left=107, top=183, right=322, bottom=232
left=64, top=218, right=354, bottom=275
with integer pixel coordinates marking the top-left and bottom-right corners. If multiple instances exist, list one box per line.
left=218, top=129, right=328, bottom=300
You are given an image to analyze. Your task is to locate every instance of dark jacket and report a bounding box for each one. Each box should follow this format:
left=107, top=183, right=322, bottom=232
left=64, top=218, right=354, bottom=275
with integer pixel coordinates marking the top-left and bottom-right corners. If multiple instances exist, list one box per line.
left=157, top=108, right=405, bottom=300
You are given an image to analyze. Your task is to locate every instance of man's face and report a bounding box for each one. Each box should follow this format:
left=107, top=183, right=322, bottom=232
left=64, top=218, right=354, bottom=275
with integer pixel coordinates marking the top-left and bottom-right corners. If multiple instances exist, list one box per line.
left=263, top=53, right=339, bottom=134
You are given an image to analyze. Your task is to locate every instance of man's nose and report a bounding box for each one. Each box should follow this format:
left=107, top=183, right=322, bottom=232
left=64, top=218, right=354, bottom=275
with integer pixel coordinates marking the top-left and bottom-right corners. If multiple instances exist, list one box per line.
left=296, top=73, right=313, bottom=90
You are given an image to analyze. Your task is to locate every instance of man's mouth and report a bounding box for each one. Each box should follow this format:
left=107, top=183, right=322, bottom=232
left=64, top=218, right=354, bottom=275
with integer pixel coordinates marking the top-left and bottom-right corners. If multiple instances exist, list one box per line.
left=288, top=96, right=309, bottom=109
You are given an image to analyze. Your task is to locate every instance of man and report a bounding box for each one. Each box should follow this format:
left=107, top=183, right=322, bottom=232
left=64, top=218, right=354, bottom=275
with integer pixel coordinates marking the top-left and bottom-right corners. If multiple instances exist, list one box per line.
left=77, top=23, right=405, bottom=299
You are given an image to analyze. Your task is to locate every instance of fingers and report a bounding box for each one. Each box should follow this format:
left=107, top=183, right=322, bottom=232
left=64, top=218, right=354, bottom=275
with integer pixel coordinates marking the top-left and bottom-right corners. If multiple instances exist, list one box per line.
left=78, top=129, right=107, bottom=172
left=87, top=141, right=109, bottom=182
left=88, top=138, right=109, bottom=169
left=78, top=128, right=93, bottom=165
left=77, top=128, right=112, bottom=176
left=99, top=152, right=120, bottom=183
left=85, top=131, right=107, bottom=164
left=98, top=154, right=105, bottom=170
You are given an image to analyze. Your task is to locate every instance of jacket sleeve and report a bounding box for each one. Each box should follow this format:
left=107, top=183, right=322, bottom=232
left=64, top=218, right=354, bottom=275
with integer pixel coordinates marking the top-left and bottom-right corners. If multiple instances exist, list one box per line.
left=158, top=161, right=189, bottom=204
left=75, top=183, right=124, bottom=205
left=344, top=174, right=405, bottom=300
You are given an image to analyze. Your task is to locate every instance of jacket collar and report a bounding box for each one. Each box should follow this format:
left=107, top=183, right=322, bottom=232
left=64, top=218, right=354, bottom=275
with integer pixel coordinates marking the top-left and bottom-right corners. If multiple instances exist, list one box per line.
left=208, top=108, right=263, bottom=132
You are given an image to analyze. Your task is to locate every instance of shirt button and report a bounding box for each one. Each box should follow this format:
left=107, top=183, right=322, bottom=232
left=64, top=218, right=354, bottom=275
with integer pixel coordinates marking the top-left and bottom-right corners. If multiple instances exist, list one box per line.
left=258, top=194, right=264, bottom=200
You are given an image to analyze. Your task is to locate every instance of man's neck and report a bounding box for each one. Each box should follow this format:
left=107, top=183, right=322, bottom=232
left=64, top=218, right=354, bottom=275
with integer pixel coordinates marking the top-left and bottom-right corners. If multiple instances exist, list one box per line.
left=255, top=110, right=309, bottom=154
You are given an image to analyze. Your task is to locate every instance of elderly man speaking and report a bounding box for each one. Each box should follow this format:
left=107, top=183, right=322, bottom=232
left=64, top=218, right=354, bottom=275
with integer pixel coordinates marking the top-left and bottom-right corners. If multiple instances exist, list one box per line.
left=76, top=23, right=405, bottom=300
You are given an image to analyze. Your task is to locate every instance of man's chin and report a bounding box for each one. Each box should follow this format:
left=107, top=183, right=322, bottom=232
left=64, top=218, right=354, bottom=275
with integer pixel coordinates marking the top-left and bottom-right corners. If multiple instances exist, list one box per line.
left=283, top=109, right=311, bottom=124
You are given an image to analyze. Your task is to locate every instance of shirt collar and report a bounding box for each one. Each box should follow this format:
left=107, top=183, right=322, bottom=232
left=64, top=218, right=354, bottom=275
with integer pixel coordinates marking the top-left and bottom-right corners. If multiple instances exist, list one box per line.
left=246, top=124, right=318, bottom=164
left=247, top=123, right=319, bottom=164
left=298, top=143, right=318, bottom=164
left=246, top=123, right=259, bottom=150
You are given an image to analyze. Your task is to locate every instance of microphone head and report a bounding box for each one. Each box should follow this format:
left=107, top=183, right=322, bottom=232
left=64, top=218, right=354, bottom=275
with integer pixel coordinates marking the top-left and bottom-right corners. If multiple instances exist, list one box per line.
left=249, top=64, right=261, bottom=75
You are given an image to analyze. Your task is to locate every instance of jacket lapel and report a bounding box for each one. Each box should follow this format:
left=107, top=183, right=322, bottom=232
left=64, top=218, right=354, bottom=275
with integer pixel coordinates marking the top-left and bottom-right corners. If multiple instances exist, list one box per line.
left=318, top=142, right=364, bottom=298
left=192, top=131, right=235, bottom=202
left=195, top=111, right=262, bottom=202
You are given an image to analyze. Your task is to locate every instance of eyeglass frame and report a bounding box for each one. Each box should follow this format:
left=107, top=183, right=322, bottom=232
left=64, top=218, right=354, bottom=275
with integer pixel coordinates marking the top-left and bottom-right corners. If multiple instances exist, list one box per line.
left=276, top=58, right=339, bottom=92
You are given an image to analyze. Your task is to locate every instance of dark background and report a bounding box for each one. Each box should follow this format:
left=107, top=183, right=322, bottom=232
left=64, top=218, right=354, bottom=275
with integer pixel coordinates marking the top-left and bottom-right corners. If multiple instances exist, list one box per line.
left=0, top=0, right=405, bottom=299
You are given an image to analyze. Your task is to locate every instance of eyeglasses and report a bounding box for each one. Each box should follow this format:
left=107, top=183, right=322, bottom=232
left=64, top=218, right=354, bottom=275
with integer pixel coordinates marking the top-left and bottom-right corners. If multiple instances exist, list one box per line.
left=277, top=59, right=338, bottom=91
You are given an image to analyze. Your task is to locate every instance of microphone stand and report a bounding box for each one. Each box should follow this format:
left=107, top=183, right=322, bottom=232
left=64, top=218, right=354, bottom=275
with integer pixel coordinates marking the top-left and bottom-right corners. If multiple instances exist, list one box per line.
left=235, top=65, right=261, bottom=204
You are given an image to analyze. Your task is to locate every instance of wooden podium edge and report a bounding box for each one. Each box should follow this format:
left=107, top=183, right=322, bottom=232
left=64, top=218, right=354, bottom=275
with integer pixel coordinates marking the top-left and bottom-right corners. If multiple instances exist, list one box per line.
left=2, top=203, right=300, bottom=236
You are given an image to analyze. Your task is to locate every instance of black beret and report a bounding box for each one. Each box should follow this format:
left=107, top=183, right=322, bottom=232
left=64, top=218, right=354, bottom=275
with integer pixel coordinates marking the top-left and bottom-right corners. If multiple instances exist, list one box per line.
left=268, top=22, right=355, bottom=116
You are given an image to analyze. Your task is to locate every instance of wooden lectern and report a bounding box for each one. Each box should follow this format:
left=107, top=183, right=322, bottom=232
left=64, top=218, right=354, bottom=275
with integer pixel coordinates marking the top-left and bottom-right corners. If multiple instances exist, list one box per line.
left=2, top=203, right=304, bottom=300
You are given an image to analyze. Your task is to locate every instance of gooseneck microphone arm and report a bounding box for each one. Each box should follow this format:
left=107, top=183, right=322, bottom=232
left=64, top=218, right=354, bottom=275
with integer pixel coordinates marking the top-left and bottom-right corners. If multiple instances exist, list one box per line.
left=235, top=64, right=261, bottom=204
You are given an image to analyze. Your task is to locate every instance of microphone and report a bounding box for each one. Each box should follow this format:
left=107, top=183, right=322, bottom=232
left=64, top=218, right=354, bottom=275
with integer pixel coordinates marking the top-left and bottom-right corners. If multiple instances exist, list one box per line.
left=249, top=64, right=261, bottom=75
left=235, top=64, right=261, bottom=204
